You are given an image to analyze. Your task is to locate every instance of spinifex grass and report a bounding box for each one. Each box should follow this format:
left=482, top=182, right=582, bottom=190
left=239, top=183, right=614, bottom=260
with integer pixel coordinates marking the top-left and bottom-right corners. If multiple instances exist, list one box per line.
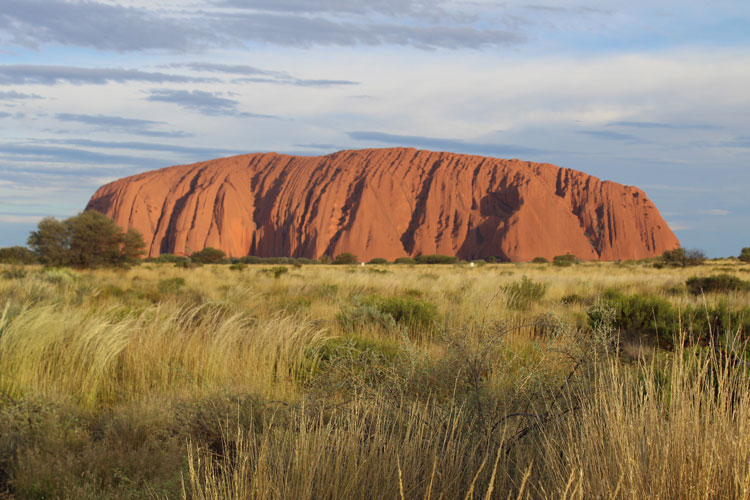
left=0, top=260, right=747, bottom=499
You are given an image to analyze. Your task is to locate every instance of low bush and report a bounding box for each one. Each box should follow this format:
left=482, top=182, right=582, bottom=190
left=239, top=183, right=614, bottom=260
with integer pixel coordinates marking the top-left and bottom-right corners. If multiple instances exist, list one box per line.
left=0, top=246, right=37, bottom=264
left=589, top=291, right=750, bottom=346
left=531, top=256, right=549, bottom=264
left=740, top=247, right=750, bottom=263
left=190, top=247, right=227, bottom=264
left=367, top=257, right=389, bottom=265
left=686, top=274, right=750, bottom=295
left=338, top=294, right=440, bottom=338
left=552, top=254, right=579, bottom=267
left=333, top=252, right=358, bottom=265
left=145, top=253, right=189, bottom=264
left=393, top=257, right=416, bottom=264
left=504, top=276, right=547, bottom=310
left=229, top=263, right=246, bottom=271
left=415, top=254, right=459, bottom=264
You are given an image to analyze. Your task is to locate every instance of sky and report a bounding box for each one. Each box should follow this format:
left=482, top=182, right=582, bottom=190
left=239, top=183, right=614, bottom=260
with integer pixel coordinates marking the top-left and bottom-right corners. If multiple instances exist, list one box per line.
left=0, top=0, right=749, bottom=257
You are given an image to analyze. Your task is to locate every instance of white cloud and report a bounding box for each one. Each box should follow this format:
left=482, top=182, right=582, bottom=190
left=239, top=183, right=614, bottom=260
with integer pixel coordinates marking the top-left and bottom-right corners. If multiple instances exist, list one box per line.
left=0, top=214, right=45, bottom=224
left=704, top=209, right=731, bottom=216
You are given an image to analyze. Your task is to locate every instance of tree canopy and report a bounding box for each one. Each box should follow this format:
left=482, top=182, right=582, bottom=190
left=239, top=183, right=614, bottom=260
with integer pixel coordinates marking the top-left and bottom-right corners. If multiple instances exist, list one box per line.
left=28, top=211, right=145, bottom=267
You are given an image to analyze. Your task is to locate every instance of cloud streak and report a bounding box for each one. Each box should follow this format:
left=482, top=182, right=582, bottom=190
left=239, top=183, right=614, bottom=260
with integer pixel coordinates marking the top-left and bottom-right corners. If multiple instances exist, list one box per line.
left=146, top=89, right=278, bottom=118
left=55, top=113, right=190, bottom=138
left=168, top=62, right=359, bottom=87
left=0, top=65, right=213, bottom=86
left=348, top=131, right=546, bottom=157
left=0, top=0, right=524, bottom=52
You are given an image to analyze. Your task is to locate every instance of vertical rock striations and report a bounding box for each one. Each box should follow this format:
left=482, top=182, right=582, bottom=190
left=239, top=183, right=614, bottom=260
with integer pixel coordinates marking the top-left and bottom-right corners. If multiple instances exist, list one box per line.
left=86, top=148, right=680, bottom=261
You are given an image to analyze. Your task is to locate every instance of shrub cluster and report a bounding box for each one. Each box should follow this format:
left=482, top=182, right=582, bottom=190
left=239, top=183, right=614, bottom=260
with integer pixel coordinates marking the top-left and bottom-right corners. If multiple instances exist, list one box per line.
left=685, top=274, right=750, bottom=295
left=739, top=247, right=750, bottom=263
left=504, top=276, right=547, bottom=310
left=552, top=254, right=579, bottom=267
left=589, top=289, right=750, bottom=345
left=189, top=247, right=227, bottom=264
left=0, top=246, right=37, bottom=264
left=414, top=254, right=459, bottom=264
left=338, top=294, right=440, bottom=339
left=393, top=257, right=416, bottom=264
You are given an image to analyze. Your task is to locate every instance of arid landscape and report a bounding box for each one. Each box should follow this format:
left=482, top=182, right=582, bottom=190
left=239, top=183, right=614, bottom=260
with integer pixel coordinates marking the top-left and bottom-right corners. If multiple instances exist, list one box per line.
left=1, top=254, right=750, bottom=498
left=2, top=1, right=749, bottom=498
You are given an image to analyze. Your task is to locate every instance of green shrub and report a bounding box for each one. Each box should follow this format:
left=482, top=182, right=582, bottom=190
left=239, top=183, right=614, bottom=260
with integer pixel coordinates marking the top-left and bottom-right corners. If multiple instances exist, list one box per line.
left=229, top=263, right=247, bottom=272
left=504, top=276, right=547, bottom=310
left=190, top=247, right=227, bottom=264
left=415, top=254, right=458, bottom=264
left=739, top=247, right=750, bottom=263
left=589, top=290, right=750, bottom=346
left=337, top=295, right=440, bottom=336
left=146, top=253, right=189, bottom=264
left=299, top=336, right=403, bottom=388
left=686, top=274, right=750, bottom=295
left=367, top=257, right=389, bottom=265
left=393, top=257, right=416, bottom=264
left=0, top=246, right=37, bottom=264
left=1, top=266, right=27, bottom=280
left=377, top=296, right=440, bottom=330
left=333, top=252, right=358, bottom=265
left=531, top=256, right=549, bottom=264
left=552, top=254, right=579, bottom=267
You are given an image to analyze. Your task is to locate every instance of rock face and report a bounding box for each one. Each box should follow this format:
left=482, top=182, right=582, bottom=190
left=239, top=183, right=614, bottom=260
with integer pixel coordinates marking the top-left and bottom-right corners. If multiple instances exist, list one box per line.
left=86, top=148, right=680, bottom=261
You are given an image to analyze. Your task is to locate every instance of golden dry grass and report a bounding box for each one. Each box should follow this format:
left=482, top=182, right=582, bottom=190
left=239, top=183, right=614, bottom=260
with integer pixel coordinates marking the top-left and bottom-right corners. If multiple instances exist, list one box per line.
left=0, top=260, right=748, bottom=499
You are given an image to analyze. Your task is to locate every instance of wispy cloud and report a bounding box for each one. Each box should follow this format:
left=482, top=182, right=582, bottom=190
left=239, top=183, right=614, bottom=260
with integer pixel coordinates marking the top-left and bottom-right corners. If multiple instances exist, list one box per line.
left=668, top=222, right=691, bottom=231
left=348, top=131, right=546, bottom=157
left=146, top=89, right=278, bottom=118
left=45, top=138, right=246, bottom=159
left=0, top=0, right=524, bottom=51
left=55, top=113, right=190, bottom=138
left=610, top=121, right=720, bottom=130
left=703, top=209, right=731, bottom=216
left=578, top=130, right=639, bottom=141
left=167, top=62, right=359, bottom=87
left=0, top=0, right=216, bottom=52
left=0, top=65, right=212, bottom=86
left=0, top=214, right=46, bottom=224
left=0, top=90, right=42, bottom=100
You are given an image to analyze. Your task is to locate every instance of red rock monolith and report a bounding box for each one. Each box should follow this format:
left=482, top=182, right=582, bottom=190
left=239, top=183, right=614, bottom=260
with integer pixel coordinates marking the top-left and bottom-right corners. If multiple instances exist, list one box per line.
left=86, top=148, right=680, bottom=261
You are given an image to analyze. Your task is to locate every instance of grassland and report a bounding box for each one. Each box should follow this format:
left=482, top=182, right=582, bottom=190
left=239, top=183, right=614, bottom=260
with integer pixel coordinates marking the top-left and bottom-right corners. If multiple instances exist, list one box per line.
left=1, top=260, right=749, bottom=499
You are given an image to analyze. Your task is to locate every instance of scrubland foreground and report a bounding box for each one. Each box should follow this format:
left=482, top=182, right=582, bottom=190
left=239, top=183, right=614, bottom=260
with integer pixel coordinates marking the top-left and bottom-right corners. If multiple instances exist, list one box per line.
left=1, top=261, right=750, bottom=499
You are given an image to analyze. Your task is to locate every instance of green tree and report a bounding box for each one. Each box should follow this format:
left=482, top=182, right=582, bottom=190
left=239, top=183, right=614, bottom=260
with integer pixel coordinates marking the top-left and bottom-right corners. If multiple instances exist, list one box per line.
left=190, top=247, right=227, bottom=264
left=122, top=228, right=147, bottom=264
left=28, top=211, right=146, bottom=268
left=28, top=217, right=70, bottom=266
left=740, top=247, right=750, bottom=263
left=67, top=210, right=125, bottom=267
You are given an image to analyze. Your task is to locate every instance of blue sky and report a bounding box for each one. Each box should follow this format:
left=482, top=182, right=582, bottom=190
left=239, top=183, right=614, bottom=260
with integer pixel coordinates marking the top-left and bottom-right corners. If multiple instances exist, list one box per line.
left=1, top=0, right=748, bottom=257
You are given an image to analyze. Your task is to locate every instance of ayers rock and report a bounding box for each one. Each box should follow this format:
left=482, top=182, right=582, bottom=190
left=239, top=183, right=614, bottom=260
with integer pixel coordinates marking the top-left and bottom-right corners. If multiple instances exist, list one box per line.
left=86, top=148, right=680, bottom=262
